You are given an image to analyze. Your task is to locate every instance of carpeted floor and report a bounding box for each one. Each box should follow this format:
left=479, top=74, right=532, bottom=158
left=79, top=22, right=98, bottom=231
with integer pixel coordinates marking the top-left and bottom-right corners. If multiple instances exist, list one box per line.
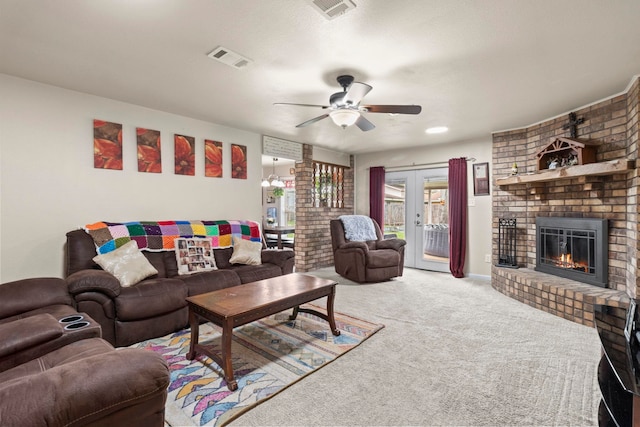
left=229, top=267, right=602, bottom=426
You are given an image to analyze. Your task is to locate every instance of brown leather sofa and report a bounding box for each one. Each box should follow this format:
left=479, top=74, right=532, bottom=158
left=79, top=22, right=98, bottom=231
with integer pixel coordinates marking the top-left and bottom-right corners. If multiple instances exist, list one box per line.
left=0, top=277, right=170, bottom=426
left=330, top=218, right=406, bottom=283
left=65, top=229, right=295, bottom=347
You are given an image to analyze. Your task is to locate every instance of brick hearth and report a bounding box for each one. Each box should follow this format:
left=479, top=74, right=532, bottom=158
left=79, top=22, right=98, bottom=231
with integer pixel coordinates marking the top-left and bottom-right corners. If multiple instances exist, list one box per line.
left=492, top=76, right=640, bottom=325
left=492, top=268, right=627, bottom=327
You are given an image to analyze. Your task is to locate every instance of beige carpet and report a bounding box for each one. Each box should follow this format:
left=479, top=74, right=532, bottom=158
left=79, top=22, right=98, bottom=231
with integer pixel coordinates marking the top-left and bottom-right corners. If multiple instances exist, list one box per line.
left=229, top=267, right=601, bottom=426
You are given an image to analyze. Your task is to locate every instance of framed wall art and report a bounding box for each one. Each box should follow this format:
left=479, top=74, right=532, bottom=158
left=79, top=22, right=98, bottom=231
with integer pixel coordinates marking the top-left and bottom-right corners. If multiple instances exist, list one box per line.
left=93, top=119, right=122, bottom=170
left=473, top=162, right=490, bottom=196
left=137, top=128, right=161, bottom=173
left=205, top=139, right=223, bottom=177
left=174, top=134, right=195, bottom=176
left=231, top=144, right=247, bottom=179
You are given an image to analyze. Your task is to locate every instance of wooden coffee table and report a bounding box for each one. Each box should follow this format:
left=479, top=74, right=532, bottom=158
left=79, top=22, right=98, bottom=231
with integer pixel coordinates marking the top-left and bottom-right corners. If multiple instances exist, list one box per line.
left=185, top=273, right=340, bottom=390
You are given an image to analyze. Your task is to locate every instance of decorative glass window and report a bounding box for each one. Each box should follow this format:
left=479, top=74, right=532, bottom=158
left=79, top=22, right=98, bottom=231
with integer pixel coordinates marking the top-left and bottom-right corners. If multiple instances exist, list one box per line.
left=313, top=161, right=344, bottom=208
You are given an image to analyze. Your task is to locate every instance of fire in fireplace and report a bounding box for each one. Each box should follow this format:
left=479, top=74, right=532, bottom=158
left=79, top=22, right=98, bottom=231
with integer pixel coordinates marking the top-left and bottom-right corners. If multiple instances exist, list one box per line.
left=535, top=217, right=608, bottom=287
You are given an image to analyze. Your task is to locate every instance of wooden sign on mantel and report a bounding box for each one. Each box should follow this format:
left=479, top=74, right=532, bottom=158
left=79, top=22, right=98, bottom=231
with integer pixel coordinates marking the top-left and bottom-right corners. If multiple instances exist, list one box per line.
left=535, top=137, right=597, bottom=171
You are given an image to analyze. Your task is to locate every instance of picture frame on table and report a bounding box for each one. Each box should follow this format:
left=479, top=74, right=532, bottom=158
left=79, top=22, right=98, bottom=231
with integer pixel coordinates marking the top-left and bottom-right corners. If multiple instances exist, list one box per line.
left=473, top=162, right=490, bottom=196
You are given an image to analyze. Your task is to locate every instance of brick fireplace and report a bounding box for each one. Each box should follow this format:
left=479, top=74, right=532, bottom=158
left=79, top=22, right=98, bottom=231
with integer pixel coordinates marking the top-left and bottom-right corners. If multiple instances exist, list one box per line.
left=491, top=76, right=640, bottom=327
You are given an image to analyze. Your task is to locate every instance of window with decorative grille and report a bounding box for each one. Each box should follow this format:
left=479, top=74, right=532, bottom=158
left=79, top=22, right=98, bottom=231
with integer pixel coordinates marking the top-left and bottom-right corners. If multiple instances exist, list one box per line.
left=312, top=161, right=345, bottom=208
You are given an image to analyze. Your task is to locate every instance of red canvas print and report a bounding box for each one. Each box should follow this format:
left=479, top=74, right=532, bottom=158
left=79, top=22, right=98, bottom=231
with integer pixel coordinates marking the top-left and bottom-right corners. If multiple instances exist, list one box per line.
left=231, top=144, right=247, bottom=179
left=137, top=128, right=161, bottom=173
left=205, top=140, right=223, bottom=177
left=93, top=119, right=122, bottom=170
left=174, top=134, right=195, bottom=176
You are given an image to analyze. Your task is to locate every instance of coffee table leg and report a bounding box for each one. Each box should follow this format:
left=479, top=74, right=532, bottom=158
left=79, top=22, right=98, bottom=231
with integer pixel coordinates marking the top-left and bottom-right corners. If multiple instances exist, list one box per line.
left=221, top=319, right=237, bottom=391
left=186, top=308, right=199, bottom=360
left=289, top=305, right=300, bottom=320
left=327, top=286, right=340, bottom=336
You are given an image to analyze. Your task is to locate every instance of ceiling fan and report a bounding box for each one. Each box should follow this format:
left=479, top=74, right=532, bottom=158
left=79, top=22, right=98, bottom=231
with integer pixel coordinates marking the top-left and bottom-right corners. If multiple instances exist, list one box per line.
left=274, top=75, right=422, bottom=132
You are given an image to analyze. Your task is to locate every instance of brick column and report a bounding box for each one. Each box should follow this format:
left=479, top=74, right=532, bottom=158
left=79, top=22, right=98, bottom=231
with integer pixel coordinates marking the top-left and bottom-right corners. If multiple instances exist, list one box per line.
left=294, top=144, right=354, bottom=272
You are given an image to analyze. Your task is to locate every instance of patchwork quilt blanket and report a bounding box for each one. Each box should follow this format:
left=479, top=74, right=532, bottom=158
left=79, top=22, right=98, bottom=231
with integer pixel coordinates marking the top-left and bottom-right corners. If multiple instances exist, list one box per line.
left=85, top=220, right=261, bottom=254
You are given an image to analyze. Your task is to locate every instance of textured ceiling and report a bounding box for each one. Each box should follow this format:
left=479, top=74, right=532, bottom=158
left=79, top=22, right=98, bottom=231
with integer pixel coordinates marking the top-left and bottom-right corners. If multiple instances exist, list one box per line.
left=2, top=0, right=639, bottom=155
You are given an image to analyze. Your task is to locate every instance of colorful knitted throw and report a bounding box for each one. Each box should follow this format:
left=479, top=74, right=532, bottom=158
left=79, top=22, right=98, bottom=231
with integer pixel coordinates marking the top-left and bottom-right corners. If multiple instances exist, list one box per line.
left=84, top=220, right=261, bottom=254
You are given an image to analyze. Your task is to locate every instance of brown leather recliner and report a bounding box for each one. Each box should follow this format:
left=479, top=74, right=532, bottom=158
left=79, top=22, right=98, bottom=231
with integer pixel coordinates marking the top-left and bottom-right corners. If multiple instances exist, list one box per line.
left=330, top=218, right=406, bottom=283
left=0, top=277, right=170, bottom=426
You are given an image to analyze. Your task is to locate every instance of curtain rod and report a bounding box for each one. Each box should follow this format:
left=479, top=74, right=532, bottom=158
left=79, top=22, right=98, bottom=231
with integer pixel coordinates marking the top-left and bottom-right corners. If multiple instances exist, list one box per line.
left=382, top=157, right=476, bottom=172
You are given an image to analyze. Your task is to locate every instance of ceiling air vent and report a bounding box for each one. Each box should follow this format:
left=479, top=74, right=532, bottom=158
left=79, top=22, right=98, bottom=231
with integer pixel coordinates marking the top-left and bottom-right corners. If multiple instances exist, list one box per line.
left=306, top=0, right=356, bottom=20
left=207, top=46, right=253, bottom=70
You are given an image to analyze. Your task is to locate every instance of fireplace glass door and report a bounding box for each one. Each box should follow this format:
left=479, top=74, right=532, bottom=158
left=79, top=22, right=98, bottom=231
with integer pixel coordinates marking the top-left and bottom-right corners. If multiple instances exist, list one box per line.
left=538, top=227, right=596, bottom=275
left=535, top=217, right=608, bottom=287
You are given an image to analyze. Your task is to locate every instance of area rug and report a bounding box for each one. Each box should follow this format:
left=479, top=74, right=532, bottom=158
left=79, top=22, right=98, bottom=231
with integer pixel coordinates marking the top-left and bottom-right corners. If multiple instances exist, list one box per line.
left=130, top=304, right=384, bottom=426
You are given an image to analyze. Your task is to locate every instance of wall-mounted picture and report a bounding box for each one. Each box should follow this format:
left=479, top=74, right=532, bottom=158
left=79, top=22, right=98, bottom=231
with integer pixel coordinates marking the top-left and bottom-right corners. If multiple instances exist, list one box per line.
left=205, top=139, right=223, bottom=177
left=93, top=119, right=122, bottom=170
left=473, top=162, right=490, bottom=196
left=137, top=128, right=161, bottom=173
left=174, top=134, right=195, bottom=176
left=231, top=143, right=247, bottom=179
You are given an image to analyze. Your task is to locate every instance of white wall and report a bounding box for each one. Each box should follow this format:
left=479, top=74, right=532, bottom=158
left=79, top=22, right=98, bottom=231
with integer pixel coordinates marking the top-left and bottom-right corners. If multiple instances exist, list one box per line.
left=0, top=74, right=263, bottom=282
left=355, top=139, right=493, bottom=277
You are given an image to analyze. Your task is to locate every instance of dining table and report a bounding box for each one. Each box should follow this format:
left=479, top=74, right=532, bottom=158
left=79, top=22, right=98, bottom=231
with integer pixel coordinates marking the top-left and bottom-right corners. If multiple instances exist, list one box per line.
left=263, top=225, right=295, bottom=249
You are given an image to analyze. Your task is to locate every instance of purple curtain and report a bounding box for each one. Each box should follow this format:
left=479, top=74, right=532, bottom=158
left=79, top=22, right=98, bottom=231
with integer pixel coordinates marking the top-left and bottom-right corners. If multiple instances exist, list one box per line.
left=448, top=158, right=467, bottom=278
left=369, top=166, right=385, bottom=227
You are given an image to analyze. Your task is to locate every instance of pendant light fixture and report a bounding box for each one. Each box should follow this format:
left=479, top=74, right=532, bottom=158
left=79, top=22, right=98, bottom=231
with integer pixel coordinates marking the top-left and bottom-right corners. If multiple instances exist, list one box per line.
left=262, top=158, right=285, bottom=188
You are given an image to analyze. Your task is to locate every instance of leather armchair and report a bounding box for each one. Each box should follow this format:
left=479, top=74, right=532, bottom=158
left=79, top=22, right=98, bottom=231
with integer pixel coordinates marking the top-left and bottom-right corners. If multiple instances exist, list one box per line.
left=0, top=278, right=170, bottom=426
left=0, top=278, right=101, bottom=371
left=330, top=218, right=406, bottom=283
left=0, top=337, right=169, bottom=426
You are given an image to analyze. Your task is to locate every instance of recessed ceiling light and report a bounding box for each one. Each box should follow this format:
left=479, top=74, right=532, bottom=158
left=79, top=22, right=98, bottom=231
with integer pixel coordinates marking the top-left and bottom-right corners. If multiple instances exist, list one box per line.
left=426, top=126, right=448, bottom=134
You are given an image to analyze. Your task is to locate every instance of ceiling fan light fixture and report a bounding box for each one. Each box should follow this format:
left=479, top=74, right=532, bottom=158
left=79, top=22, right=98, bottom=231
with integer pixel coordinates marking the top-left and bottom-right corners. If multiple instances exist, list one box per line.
left=330, top=109, right=360, bottom=128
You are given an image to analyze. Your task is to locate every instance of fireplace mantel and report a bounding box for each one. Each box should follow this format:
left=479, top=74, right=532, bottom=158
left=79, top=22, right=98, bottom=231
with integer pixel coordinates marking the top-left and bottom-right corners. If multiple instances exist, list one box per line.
left=496, top=158, right=634, bottom=186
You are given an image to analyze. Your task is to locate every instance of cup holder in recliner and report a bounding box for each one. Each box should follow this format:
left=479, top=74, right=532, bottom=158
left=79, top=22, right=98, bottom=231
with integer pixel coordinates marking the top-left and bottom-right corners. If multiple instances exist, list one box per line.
left=63, top=321, right=90, bottom=331
left=59, top=315, right=84, bottom=324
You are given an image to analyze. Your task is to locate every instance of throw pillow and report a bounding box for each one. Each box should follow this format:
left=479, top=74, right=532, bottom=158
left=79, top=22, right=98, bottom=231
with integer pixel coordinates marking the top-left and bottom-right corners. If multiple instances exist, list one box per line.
left=92, top=240, right=158, bottom=287
left=174, top=237, right=218, bottom=275
left=229, top=236, right=262, bottom=265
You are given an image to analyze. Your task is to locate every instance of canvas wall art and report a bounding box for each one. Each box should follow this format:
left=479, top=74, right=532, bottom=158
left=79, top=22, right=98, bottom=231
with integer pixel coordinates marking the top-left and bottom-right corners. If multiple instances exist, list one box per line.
left=174, top=134, right=195, bottom=176
left=231, top=143, right=247, bottom=179
left=137, top=128, right=161, bottom=173
left=205, top=140, right=223, bottom=177
left=93, top=119, right=122, bottom=170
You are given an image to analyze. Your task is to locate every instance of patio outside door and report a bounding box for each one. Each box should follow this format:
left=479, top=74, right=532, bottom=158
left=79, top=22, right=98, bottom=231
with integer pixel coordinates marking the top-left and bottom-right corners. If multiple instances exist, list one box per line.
left=385, top=168, right=449, bottom=272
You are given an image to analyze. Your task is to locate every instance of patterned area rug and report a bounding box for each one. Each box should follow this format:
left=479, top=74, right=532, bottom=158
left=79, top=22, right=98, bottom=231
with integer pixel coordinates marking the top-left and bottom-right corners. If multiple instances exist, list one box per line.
left=130, top=305, right=384, bottom=426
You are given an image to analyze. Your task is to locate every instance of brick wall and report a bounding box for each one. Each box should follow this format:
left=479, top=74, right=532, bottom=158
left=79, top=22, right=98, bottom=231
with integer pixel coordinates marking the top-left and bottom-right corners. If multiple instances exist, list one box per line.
left=294, top=144, right=354, bottom=272
left=491, top=77, right=639, bottom=324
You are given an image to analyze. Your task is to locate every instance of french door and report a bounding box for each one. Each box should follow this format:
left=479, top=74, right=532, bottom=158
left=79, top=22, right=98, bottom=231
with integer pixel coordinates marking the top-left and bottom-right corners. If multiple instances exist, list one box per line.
left=385, top=168, right=449, bottom=272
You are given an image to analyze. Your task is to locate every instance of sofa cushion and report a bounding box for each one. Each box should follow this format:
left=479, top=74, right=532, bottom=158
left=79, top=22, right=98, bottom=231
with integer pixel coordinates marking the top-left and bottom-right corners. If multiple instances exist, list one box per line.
left=114, top=278, right=187, bottom=321
left=213, top=247, right=234, bottom=269
left=229, top=236, right=262, bottom=266
left=179, top=269, right=242, bottom=296
left=143, top=251, right=175, bottom=278
left=231, top=263, right=284, bottom=284
left=93, top=241, right=159, bottom=287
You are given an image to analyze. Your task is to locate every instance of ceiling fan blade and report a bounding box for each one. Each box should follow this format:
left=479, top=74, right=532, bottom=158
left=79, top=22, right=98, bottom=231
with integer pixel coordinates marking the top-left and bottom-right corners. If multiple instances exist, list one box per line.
left=296, top=113, right=330, bottom=128
left=343, top=82, right=372, bottom=105
left=274, top=102, right=330, bottom=109
left=355, top=115, right=375, bottom=132
left=362, top=105, right=422, bottom=114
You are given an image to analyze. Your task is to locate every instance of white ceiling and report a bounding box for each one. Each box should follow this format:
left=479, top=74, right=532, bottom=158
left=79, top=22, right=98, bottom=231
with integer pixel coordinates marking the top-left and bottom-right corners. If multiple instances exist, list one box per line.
left=2, top=0, right=640, bottom=156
